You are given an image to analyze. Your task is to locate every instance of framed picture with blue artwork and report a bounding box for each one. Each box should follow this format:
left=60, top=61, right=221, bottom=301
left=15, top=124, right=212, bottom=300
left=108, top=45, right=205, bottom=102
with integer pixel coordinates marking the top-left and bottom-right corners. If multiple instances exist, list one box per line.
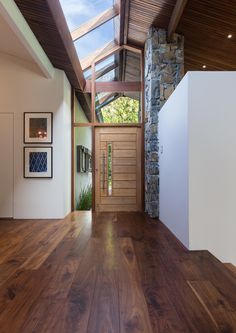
left=24, top=147, right=53, bottom=178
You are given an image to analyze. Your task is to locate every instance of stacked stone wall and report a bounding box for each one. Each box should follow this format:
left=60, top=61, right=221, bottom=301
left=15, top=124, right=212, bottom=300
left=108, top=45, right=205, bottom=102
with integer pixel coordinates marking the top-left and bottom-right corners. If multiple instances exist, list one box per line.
left=145, top=27, right=184, bottom=218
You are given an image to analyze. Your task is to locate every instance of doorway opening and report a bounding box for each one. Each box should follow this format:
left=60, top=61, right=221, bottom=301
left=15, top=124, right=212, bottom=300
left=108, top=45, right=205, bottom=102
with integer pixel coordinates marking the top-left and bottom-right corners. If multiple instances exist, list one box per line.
left=72, top=46, right=144, bottom=213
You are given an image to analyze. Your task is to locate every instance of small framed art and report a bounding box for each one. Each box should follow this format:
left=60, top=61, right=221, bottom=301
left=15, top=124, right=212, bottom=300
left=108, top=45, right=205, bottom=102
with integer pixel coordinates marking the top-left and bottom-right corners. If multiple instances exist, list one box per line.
left=24, top=147, right=53, bottom=178
left=24, top=112, right=53, bottom=144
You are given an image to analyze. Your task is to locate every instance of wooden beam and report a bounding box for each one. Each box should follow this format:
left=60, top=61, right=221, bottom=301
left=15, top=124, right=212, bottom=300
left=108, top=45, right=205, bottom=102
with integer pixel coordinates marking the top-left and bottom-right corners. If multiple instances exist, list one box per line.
left=81, top=41, right=121, bottom=71
left=96, top=94, right=119, bottom=110
left=71, top=6, right=119, bottom=42
left=96, top=62, right=118, bottom=80
left=91, top=62, right=96, bottom=123
left=73, top=122, right=142, bottom=127
left=168, top=0, right=188, bottom=40
left=96, top=93, right=115, bottom=105
left=46, top=0, right=86, bottom=90
left=97, top=81, right=141, bottom=93
left=114, top=0, right=121, bottom=45
left=75, top=91, right=92, bottom=122
left=114, top=0, right=130, bottom=44
left=123, top=44, right=143, bottom=54
left=123, top=0, right=130, bottom=45
left=85, top=81, right=141, bottom=93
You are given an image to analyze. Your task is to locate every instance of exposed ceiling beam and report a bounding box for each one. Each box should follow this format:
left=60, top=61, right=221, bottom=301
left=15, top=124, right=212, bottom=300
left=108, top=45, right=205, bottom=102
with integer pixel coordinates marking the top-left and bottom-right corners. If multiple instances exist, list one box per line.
left=45, top=0, right=86, bottom=90
left=71, top=5, right=119, bottom=42
left=75, top=91, right=92, bottom=122
left=81, top=40, right=120, bottom=71
left=114, top=0, right=130, bottom=83
left=85, top=81, right=141, bottom=93
left=123, top=0, right=130, bottom=45
left=168, top=0, right=188, bottom=41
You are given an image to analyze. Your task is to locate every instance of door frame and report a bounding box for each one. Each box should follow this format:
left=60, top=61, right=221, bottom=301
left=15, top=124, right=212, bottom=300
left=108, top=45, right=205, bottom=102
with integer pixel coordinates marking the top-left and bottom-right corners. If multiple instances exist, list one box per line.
left=93, top=125, right=143, bottom=212
left=71, top=49, right=145, bottom=212
left=71, top=121, right=145, bottom=213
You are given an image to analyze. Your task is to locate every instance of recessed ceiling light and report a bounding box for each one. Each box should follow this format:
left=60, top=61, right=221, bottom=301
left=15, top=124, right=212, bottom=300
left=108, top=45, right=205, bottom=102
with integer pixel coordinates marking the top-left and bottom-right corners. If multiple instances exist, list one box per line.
left=228, top=34, right=232, bottom=39
left=202, top=65, right=206, bottom=69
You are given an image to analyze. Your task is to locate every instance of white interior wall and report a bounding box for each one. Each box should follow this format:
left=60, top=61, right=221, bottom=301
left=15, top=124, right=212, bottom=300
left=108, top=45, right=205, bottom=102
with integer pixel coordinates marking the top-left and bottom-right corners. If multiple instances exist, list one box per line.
left=0, top=113, right=14, bottom=217
left=0, top=54, right=71, bottom=219
left=74, top=99, right=92, bottom=209
left=189, top=72, right=236, bottom=264
left=159, top=75, right=189, bottom=248
left=159, top=72, right=236, bottom=265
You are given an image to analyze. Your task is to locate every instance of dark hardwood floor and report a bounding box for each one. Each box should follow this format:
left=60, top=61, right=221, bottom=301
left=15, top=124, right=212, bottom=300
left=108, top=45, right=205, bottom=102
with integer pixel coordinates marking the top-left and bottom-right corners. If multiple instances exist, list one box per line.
left=0, top=211, right=235, bottom=333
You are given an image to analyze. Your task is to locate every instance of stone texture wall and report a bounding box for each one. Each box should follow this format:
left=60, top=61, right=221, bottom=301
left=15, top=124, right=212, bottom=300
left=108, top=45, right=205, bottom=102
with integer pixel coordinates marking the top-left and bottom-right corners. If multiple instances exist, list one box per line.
left=145, top=27, right=184, bottom=218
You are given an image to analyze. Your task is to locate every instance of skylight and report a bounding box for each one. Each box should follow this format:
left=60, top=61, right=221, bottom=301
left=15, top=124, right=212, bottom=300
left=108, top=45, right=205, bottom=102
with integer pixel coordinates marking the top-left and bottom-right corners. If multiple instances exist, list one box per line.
left=59, top=0, right=116, bottom=67
left=74, top=20, right=114, bottom=59
left=59, top=0, right=114, bottom=31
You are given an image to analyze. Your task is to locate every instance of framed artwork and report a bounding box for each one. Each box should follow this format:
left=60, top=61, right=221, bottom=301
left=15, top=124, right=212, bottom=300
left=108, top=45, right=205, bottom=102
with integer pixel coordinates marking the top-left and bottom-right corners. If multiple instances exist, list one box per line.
left=86, top=150, right=92, bottom=172
left=24, top=147, right=53, bottom=178
left=77, top=146, right=92, bottom=173
left=24, top=112, right=53, bottom=144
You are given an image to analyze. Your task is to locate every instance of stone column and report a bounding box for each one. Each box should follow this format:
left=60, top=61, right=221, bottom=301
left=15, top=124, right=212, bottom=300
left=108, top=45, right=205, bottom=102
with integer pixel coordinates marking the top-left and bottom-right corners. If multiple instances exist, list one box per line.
left=144, top=27, right=184, bottom=218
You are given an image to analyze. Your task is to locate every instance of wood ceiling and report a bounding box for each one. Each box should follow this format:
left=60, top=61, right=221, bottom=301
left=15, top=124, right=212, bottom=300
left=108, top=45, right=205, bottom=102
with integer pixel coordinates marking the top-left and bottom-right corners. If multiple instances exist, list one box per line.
left=127, top=0, right=236, bottom=71
left=14, top=0, right=91, bottom=120
left=14, top=0, right=236, bottom=113
left=178, top=0, right=236, bottom=71
left=128, top=0, right=176, bottom=46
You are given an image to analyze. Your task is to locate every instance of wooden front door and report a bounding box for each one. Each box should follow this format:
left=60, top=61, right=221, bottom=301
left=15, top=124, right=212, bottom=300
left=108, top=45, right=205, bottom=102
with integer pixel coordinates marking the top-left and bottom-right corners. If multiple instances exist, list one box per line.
left=95, top=127, right=142, bottom=212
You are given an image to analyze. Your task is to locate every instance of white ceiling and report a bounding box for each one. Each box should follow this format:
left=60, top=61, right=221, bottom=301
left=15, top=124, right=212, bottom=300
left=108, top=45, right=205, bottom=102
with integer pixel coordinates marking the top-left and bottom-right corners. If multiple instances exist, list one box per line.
left=0, top=14, right=33, bottom=61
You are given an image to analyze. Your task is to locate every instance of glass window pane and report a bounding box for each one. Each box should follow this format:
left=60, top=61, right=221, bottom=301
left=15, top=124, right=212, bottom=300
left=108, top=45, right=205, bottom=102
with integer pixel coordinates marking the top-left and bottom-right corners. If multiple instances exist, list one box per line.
left=95, top=92, right=141, bottom=124
left=95, top=50, right=141, bottom=82
left=75, top=20, right=114, bottom=59
left=59, top=0, right=113, bottom=32
left=97, top=69, right=116, bottom=82
left=107, top=143, right=113, bottom=196
left=74, top=127, right=92, bottom=210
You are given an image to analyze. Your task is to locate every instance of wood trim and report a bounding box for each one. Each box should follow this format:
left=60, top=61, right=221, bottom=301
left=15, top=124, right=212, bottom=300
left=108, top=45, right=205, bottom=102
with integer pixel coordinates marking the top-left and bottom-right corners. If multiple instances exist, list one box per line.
left=71, top=6, right=119, bottom=42
left=114, top=0, right=121, bottom=45
left=45, top=0, right=86, bottom=90
left=96, top=94, right=120, bottom=111
left=96, top=81, right=141, bottom=92
left=82, top=43, right=143, bottom=72
left=140, top=50, right=145, bottom=212
left=85, top=81, right=141, bottom=93
left=91, top=63, right=96, bottom=123
left=96, top=93, right=116, bottom=105
left=71, top=88, right=75, bottom=211
left=123, top=44, right=143, bottom=54
left=81, top=41, right=120, bottom=71
left=140, top=50, right=145, bottom=124
left=96, top=62, right=118, bottom=80
left=92, top=127, right=96, bottom=212
left=73, top=123, right=142, bottom=127
left=86, top=62, right=118, bottom=80
left=168, top=0, right=188, bottom=41
left=123, top=0, right=130, bottom=45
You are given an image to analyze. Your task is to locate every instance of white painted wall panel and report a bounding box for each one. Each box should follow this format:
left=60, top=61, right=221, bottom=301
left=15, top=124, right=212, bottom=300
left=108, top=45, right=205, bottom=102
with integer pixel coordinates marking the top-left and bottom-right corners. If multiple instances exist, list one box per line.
left=0, top=113, right=13, bottom=217
left=188, top=72, right=236, bottom=264
left=159, top=75, right=189, bottom=248
left=74, top=99, right=92, bottom=209
left=0, top=55, right=71, bottom=219
left=159, top=72, right=236, bottom=265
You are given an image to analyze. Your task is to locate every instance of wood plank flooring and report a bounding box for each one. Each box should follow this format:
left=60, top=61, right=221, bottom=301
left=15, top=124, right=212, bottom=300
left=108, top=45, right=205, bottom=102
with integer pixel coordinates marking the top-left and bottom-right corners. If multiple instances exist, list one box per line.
left=0, top=212, right=235, bottom=333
